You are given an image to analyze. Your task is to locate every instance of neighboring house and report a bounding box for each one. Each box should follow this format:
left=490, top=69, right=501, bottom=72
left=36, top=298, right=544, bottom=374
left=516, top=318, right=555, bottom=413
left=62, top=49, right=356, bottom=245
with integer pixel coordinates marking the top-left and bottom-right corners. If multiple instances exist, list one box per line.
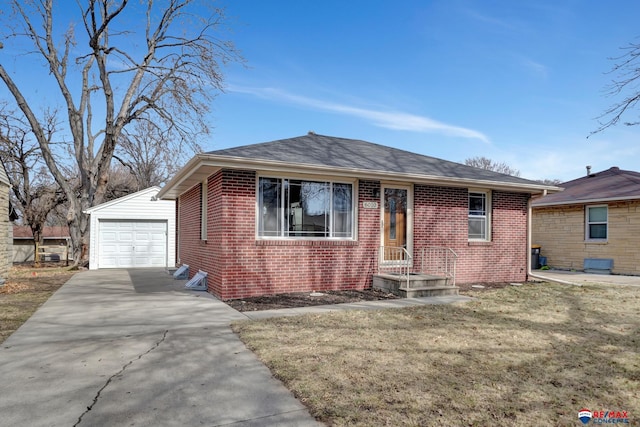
left=84, top=186, right=176, bottom=269
left=532, top=166, right=640, bottom=275
left=158, top=133, right=557, bottom=300
left=12, top=225, right=70, bottom=263
left=0, top=163, right=12, bottom=283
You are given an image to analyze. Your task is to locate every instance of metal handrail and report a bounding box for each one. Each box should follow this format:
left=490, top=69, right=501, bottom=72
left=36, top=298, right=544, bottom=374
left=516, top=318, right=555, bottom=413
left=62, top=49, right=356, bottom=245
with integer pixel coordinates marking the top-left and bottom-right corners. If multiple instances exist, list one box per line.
left=378, top=246, right=413, bottom=288
left=420, top=247, right=458, bottom=286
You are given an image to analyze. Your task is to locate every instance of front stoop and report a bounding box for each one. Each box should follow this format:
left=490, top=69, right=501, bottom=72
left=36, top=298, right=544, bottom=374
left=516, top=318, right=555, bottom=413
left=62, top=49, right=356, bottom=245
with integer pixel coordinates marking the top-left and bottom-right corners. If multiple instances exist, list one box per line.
left=373, top=273, right=459, bottom=298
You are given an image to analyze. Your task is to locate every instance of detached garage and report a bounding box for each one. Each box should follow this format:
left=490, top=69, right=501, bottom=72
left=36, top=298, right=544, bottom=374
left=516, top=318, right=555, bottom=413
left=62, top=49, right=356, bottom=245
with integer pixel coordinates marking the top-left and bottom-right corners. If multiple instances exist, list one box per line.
left=85, top=187, right=176, bottom=270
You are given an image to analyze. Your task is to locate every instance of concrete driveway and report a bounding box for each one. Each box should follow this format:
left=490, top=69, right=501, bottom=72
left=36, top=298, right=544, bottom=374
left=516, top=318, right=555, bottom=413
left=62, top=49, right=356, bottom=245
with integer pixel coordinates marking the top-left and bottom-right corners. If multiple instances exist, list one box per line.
left=0, top=269, right=322, bottom=427
left=531, top=270, right=640, bottom=287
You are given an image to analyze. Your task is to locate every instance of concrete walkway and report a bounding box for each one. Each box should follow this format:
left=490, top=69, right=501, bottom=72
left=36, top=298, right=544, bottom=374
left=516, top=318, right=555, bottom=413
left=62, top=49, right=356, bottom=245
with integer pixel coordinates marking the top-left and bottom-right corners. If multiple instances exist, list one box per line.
left=531, top=270, right=640, bottom=287
left=0, top=269, right=473, bottom=426
left=241, top=294, right=474, bottom=320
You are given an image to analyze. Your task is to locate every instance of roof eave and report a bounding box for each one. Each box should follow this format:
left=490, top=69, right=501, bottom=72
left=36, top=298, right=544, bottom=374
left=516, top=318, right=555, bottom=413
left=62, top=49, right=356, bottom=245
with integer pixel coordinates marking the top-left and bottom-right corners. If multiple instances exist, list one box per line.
left=533, top=195, right=640, bottom=207
left=158, top=154, right=560, bottom=199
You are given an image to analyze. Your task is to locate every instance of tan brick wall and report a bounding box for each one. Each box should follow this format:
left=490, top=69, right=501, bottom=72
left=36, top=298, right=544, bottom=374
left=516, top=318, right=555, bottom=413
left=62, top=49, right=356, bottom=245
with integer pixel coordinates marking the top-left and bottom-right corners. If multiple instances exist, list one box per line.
left=532, top=201, right=640, bottom=275
left=0, top=183, right=11, bottom=281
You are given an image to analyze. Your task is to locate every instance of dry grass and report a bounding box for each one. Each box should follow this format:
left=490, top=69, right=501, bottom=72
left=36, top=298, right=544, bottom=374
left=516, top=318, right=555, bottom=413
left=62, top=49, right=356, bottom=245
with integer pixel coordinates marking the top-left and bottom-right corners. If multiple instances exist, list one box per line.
left=0, top=265, right=75, bottom=344
left=233, top=283, right=640, bottom=426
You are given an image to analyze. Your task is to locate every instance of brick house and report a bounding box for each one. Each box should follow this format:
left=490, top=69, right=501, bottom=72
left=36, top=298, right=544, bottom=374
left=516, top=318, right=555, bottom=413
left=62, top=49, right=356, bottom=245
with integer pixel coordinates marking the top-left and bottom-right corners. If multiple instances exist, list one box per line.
left=532, top=166, right=640, bottom=275
left=158, top=133, right=556, bottom=300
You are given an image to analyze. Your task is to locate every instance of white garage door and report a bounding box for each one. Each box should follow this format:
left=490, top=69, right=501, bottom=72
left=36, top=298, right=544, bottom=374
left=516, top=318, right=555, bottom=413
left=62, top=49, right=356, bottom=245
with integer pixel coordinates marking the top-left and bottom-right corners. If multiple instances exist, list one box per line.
left=98, top=220, right=167, bottom=268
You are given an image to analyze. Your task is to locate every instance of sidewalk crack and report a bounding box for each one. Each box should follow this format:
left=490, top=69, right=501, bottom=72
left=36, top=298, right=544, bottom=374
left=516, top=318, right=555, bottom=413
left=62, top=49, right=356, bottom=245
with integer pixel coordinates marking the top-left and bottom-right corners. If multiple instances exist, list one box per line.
left=73, top=329, right=169, bottom=427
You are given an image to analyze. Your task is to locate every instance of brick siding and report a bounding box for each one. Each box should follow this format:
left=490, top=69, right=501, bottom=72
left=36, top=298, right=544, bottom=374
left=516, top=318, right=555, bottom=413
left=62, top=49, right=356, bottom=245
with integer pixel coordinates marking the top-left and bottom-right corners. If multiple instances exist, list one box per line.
left=177, top=170, right=531, bottom=299
left=532, top=201, right=640, bottom=275
left=414, top=186, right=529, bottom=284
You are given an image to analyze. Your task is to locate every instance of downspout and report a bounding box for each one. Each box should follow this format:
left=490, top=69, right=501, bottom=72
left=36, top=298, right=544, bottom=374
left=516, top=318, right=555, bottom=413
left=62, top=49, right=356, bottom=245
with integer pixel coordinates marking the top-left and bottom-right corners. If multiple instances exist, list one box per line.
left=527, top=196, right=532, bottom=280
left=527, top=190, right=547, bottom=280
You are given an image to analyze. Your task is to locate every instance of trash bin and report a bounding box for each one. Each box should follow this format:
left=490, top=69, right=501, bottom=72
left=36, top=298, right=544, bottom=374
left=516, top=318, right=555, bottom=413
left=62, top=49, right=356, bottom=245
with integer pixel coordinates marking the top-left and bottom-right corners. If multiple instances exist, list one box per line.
left=531, top=245, right=541, bottom=270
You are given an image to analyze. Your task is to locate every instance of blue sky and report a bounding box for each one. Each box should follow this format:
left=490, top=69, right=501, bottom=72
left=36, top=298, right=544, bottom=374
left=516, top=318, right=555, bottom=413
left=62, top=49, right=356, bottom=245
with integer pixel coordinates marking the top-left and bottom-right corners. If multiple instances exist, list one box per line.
left=2, top=1, right=640, bottom=182
left=209, top=0, right=640, bottom=181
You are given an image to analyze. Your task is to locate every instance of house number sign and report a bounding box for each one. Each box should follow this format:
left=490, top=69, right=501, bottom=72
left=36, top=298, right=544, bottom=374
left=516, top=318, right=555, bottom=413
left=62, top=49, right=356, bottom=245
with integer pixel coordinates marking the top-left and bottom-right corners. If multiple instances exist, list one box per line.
left=362, top=201, right=379, bottom=209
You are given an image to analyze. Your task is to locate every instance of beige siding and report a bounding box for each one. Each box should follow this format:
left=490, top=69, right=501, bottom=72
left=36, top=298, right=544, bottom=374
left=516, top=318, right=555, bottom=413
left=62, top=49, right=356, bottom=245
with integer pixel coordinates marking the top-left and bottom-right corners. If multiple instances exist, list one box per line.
left=532, top=200, right=640, bottom=275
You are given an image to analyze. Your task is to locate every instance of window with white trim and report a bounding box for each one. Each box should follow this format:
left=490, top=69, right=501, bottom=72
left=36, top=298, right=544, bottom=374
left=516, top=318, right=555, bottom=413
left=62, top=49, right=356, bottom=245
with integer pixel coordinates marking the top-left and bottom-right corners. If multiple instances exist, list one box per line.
left=468, top=191, right=491, bottom=240
left=258, top=177, right=354, bottom=238
left=586, top=205, right=607, bottom=240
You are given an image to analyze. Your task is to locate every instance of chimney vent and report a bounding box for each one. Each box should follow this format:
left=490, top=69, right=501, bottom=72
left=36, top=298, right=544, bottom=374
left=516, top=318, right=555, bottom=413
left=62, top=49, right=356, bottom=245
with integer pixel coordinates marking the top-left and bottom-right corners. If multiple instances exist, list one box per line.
left=586, top=165, right=592, bottom=176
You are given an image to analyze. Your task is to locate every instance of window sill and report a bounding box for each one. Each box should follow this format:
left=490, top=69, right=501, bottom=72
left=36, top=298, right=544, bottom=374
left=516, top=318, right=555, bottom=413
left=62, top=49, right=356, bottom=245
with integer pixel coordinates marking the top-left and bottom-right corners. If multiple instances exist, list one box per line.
left=584, top=240, right=608, bottom=245
left=468, top=240, right=492, bottom=246
left=256, top=239, right=358, bottom=247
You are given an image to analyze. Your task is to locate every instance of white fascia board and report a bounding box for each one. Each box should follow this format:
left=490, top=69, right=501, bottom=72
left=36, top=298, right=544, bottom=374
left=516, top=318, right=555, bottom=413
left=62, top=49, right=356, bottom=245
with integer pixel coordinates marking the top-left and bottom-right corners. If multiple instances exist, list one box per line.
left=157, top=155, right=220, bottom=200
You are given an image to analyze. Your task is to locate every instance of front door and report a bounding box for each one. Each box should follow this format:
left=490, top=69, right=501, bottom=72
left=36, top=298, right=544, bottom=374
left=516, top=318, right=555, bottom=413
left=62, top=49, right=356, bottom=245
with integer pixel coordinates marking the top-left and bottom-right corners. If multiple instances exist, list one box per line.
left=381, top=185, right=410, bottom=262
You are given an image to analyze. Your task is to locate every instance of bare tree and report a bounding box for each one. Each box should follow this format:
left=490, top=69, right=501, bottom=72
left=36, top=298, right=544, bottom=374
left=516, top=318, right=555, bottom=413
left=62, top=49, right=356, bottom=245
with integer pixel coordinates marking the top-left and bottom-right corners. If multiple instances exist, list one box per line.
left=464, top=156, right=521, bottom=177
left=536, top=178, right=563, bottom=186
left=104, top=163, right=139, bottom=201
left=0, top=0, right=242, bottom=264
left=593, top=41, right=640, bottom=134
left=115, top=120, right=201, bottom=189
left=0, top=109, right=66, bottom=266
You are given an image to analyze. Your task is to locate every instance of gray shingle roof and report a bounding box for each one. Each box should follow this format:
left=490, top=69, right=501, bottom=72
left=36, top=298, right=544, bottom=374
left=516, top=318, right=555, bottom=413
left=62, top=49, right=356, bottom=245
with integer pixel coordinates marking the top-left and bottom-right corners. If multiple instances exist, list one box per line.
left=532, top=166, right=640, bottom=206
left=208, top=133, right=540, bottom=186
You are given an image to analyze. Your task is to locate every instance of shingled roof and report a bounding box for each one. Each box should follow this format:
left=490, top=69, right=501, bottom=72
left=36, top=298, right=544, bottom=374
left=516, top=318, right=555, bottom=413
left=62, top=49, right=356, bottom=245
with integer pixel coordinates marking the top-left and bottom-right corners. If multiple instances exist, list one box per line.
left=159, top=133, right=557, bottom=199
left=532, top=166, right=640, bottom=207
left=209, top=133, right=540, bottom=185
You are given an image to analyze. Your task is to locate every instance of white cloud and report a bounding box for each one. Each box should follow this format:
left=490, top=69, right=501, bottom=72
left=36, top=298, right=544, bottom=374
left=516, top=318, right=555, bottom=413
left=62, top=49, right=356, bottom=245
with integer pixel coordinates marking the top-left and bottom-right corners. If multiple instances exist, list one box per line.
left=229, top=85, right=490, bottom=143
left=512, top=136, right=640, bottom=182
left=461, top=9, right=519, bottom=32
left=519, top=56, right=549, bottom=78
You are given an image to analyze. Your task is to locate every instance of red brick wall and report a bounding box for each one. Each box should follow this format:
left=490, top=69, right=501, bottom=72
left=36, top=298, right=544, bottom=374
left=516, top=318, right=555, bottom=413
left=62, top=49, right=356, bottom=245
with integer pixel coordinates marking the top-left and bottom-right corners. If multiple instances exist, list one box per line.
left=177, top=171, right=530, bottom=299
left=413, top=185, right=529, bottom=284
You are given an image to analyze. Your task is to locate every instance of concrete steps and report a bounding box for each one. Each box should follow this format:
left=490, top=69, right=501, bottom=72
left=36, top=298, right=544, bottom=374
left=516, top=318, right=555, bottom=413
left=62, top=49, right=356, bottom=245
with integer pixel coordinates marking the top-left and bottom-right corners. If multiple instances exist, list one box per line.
left=373, top=273, right=459, bottom=298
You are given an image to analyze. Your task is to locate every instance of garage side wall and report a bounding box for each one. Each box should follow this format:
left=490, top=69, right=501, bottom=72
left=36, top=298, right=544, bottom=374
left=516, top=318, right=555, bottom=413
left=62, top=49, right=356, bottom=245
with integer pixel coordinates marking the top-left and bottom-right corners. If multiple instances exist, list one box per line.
left=88, top=189, right=176, bottom=269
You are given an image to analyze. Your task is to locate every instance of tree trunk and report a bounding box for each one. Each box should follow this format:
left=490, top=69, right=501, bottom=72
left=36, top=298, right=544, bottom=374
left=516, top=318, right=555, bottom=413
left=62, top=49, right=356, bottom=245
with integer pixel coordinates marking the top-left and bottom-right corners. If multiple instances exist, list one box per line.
left=66, top=197, right=90, bottom=266
left=32, top=226, right=43, bottom=267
